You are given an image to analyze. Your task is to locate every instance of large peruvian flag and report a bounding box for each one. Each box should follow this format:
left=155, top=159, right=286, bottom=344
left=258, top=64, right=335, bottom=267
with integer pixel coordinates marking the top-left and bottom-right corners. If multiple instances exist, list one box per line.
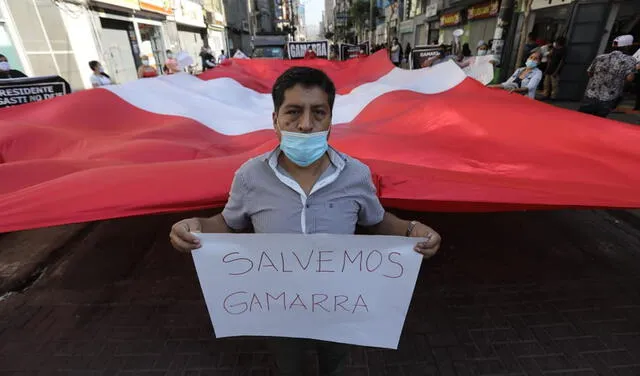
left=1, top=51, right=639, bottom=233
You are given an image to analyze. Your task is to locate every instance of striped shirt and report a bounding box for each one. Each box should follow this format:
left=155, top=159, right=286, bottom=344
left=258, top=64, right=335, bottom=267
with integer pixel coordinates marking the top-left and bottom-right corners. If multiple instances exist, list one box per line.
left=222, top=147, right=385, bottom=234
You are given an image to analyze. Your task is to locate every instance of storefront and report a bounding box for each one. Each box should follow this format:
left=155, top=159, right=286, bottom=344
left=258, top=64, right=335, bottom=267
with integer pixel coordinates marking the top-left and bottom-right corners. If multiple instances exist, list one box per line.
left=466, top=0, right=500, bottom=51
left=91, top=1, right=170, bottom=84
left=3, top=0, right=96, bottom=90
left=424, top=3, right=439, bottom=45
left=205, top=0, right=227, bottom=56
left=415, top=23, right=427, bottom=46
left=399, top=20, right=413, bottom=48
left=439, top=11, right=463, bottom=45
left=174, top=0, right=206, bottom=70
left=530, top=0, right=574, bottom=43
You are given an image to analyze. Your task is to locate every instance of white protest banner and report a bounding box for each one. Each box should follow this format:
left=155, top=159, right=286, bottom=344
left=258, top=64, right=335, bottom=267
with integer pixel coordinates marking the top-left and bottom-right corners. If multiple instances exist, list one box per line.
left=463, top=55, right=496, bottom=85
left=191, top=233, right=423, bottom=349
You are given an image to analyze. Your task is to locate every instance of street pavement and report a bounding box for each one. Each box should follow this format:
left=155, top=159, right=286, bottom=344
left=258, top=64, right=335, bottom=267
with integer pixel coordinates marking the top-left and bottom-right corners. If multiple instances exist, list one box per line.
left=1, top=100, right=640, bottom=376
left=1, top=208, right=640, bottom=376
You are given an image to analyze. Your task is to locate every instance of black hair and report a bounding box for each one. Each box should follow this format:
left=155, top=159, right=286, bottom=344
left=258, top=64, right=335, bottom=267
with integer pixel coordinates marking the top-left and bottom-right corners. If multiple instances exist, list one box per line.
left=272, top=67, right=336, bottom=112
left=0, top=54, right=6, bottom=60
left=89, top=60, right=111, bottom=79
left=555, top=36, right=566, bottom=46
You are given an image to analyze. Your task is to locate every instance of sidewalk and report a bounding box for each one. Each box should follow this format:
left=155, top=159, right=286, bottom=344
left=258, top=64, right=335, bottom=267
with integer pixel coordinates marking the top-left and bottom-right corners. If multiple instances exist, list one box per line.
left=544, top=97, right=640, bottom=126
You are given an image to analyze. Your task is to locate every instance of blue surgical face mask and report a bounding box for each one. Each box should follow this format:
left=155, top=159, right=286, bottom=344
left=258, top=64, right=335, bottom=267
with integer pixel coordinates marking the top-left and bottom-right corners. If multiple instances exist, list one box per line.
left=279, top=128, right=329, bottom=167
left=525, top=59, right=538, bottom=68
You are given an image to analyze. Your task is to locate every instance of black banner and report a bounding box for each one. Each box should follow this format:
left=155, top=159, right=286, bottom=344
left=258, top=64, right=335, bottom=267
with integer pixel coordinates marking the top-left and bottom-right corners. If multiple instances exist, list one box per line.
left=0, top=75, right=71, bottom=108
left=287, top=41, right=329, bottom=59
left=409, top=45, right=451, bottom=70
left=339, top=42, right=371, bottom=61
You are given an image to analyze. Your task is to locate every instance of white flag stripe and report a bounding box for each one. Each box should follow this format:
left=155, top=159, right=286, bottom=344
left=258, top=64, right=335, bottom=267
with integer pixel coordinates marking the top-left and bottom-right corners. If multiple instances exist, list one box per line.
left=105, top=62, right=467, bottom=136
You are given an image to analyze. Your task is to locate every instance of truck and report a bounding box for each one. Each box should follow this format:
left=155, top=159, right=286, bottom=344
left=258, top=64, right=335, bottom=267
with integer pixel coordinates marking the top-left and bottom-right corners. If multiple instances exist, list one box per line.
left=251, top=34, right=288, bottom=59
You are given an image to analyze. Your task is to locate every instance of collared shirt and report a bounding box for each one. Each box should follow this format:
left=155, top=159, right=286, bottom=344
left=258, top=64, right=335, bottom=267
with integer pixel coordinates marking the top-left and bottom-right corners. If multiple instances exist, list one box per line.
left=503, top=67, right=543, bottom=99
left=585, top=51, right=638, bottom=102
left=221, top=147, right=385, bottom=235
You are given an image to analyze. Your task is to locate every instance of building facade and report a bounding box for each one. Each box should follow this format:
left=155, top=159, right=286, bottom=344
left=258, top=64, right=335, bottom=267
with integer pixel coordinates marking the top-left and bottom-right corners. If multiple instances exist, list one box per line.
left=0, top=0, right=231, bottom=90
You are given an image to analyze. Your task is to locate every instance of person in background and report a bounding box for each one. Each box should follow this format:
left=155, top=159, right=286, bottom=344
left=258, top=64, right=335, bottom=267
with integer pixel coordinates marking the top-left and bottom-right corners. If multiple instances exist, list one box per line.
left=390, top=37, right=402, bottom=67
left=455, top=43, right=473, bottom=67
left=137, top=56, right=158, bottom=79
left=169, top=66, right=441, bottom=376
left=537, top=41, right=550, bottom=73
left=522, top=32, right=538, bottom=65
left=89, top=60, right=113, bottom=88
left=304, top=46, right=317, bottom=59
left=404, top=42, right=412, bottom=65
left=578, top=35, right=639, bottom=117
left=218, top=50, right=228, bottom=64
left=0, top=54, right=27, bottom=79
left=200, top=46, right=216, bottom=71
left=488, top=52, right=543, bottom=99
left=357, top=46, right=368, bottom=58
left=542, top=36, right=566, bottom=101
left=163, top=50, right=180, bottom=75
left=329, top=45, right=338, bottom=60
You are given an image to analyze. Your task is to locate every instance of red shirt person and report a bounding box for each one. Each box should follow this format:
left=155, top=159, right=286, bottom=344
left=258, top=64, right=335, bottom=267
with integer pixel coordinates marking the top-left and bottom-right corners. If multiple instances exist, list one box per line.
left=303, top=46, right=317, bottom=59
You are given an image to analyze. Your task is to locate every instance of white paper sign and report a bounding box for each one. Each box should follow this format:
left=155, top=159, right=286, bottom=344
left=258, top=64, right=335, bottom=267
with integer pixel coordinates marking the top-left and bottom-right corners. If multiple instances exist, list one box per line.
left=191, top=233, right=423, bottom=349
left=633, top=47, right=640, bottom=62
left=463, top=55, right=496, bottom=85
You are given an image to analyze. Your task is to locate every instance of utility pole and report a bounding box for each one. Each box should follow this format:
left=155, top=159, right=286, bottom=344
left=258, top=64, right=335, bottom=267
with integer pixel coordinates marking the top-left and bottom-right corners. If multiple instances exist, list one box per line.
left=490, top=0, right=516, bottom=80
left=369, top=0, right=375, bottom=44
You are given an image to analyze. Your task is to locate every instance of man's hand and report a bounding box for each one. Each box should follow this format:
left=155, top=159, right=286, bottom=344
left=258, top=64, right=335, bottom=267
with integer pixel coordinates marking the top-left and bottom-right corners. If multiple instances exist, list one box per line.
left=409, top=222, right=441, bottom=259
left=170, top=218, right=202, bottom=252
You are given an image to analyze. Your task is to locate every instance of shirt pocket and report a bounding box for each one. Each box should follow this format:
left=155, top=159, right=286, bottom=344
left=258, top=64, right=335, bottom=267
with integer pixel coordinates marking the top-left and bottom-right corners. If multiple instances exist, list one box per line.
left=313, top=199, right=359, bottom=234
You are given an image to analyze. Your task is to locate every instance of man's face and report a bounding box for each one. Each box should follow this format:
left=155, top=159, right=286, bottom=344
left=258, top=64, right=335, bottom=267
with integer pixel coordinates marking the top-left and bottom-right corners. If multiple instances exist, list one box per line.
left=272, top=84, right=332, bottom=140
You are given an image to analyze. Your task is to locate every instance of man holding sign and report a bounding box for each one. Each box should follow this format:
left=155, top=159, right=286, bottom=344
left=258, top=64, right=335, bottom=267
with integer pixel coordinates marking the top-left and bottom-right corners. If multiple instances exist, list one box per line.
left=169, top=67, right=441, bottom=375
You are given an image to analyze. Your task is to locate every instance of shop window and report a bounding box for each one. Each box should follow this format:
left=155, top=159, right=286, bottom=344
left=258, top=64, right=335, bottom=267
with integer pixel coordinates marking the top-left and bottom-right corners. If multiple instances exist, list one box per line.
left=6, top=0, right=48, bottom=51
left=26, top=53, right=57, bottom=77
left=54, top=52, right=83, bottom=90
left=35, top=0, right=72, bottom=51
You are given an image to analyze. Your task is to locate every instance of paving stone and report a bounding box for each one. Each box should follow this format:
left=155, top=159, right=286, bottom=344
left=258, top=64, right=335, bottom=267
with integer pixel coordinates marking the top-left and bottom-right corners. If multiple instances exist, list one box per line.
left=1, top=210, right=640, bottom=375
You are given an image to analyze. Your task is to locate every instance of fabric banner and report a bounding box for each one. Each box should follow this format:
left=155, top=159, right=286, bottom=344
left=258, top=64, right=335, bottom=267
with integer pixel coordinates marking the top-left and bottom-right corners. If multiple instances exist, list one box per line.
left=191, top=233, right=423, bottom=349
left=0, top=75, right=71, bottom=108
left=340, top=42, right=371, bottom=61
left=2, top=51, right=640, bottom=233
left=287, top=40, right=329, bottom=59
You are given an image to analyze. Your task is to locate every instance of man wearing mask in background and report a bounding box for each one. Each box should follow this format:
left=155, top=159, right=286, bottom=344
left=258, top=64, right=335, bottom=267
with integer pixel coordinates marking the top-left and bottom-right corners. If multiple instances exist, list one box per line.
left=169, top=66, right=441, bottom=376
left=578, top=35, right=639, bottom=118
left=163, top=49, right=180, bottom=75
left=0, top=54, right=27, bottom=79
